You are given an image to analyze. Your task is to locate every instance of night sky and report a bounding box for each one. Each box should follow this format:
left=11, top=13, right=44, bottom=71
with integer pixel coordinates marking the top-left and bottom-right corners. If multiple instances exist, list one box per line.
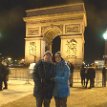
left=0, top=0, right=107, bottom=63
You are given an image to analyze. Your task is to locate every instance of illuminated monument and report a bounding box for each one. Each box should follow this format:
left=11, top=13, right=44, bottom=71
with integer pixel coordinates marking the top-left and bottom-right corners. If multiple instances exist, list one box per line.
left=23, top=2, right=87, bottom=64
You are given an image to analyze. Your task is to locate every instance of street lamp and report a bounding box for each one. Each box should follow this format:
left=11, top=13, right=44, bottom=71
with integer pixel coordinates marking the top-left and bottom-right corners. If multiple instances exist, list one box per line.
left=103, top=30, right=107, bottom=65
left=103, top=30, right=107, bottom=40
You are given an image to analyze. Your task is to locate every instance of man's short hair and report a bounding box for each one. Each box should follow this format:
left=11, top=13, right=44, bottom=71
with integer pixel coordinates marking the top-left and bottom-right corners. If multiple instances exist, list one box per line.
left=44, top=51, right=52, bottom=57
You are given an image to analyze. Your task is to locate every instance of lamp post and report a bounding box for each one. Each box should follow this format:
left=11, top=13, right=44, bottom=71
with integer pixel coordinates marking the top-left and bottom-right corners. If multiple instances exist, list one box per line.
left=103, top=30, right=107, bottom=65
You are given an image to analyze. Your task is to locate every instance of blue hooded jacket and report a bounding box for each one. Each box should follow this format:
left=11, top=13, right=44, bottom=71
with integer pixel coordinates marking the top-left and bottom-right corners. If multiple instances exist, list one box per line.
left=53, top=60, right=70, bottom=98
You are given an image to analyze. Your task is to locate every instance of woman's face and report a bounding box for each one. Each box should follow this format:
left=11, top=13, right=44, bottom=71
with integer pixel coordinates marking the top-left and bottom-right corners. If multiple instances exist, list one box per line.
left=55, top=54, right=61, bottom=62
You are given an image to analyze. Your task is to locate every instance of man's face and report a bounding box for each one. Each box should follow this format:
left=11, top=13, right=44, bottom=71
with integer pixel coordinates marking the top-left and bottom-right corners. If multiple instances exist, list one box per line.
left=44, top=54, right=51, bottom=62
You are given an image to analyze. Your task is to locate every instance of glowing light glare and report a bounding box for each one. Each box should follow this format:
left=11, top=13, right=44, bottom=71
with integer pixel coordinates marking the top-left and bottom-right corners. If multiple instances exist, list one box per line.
left=83, top=61, right=85, bottom=64
left=7, top=57, right=12, bottom=61
left=103, top=30, right=107, bottom=40
left=95, top=61, right=98, bottom=64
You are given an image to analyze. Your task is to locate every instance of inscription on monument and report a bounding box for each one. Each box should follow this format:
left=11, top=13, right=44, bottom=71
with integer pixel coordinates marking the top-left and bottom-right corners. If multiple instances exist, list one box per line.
left=28, top=27, right=39, bottom=35
left=65, top=24, right=80, bottom=34
left=41, top=24, right=63, bottom=34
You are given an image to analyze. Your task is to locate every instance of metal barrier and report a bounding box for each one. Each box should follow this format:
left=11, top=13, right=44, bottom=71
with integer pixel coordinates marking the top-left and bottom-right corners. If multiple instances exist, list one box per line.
left=9, top=67, right=30, bottom=80
left=9, top=67, right=103, bottom=87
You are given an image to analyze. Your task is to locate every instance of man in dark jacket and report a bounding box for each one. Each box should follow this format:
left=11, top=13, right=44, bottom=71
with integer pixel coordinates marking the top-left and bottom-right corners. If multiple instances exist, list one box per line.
left=80, top=64, right=86, bottom=87
left=67, top=61, right=74, bottom=87
left=0, top=62, right=9, bottom=91
left=85, top=66, right=96, bottom=88
left=102, top=66, right=107, bottom=87
left=32, top=51, right=55, bottom=107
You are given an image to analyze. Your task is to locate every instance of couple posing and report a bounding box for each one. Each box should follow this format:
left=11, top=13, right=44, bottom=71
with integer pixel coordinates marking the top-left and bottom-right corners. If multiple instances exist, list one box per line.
left=32, top=51, right=70, bottom=107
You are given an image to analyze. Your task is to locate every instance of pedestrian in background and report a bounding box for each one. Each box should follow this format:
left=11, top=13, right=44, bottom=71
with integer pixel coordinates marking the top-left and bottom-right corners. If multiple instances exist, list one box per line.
left=80, top=64, right=86, bottom=87
left=67, top=61, right=74, bottom=87
left=102, top=66, right=107, bottom=87
left=0, top=61, right=10, bottom=91
left=85, top=65, right=96, bottom=88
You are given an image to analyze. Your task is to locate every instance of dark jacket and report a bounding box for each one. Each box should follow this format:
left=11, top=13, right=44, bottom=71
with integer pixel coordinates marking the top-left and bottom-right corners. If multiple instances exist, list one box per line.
left=86, top=67, right=95, bottom=79
left=67, top=62, right=74, bottom=74
left=33, top=60, right=55, bottom=99
left=0, top=63, right=9, bottom=80
left=80, top=65, right=86, bottom=79
left=102, top=67, right=106, bottom=76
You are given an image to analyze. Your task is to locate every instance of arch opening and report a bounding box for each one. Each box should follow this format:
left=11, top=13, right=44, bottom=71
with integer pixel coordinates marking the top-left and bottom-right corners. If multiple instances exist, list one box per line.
left=52, top=36, right=61, bottom=55
left=43, top=27, right=62, bottom=53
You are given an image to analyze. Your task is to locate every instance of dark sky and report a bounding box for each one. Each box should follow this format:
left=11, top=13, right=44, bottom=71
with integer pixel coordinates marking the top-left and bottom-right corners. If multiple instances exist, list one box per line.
left=0, top=0, right=107, bottom=63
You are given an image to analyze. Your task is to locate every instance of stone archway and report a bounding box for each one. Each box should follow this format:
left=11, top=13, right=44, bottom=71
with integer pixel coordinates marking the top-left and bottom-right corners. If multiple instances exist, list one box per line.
left=24, top=3, right=87, bottom=64
left=42, top=26, right=62, bottom=53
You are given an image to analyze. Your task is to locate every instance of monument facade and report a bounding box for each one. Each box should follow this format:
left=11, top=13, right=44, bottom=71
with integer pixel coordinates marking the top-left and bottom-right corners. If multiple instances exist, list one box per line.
left=23, top=2, right=87, bottom=64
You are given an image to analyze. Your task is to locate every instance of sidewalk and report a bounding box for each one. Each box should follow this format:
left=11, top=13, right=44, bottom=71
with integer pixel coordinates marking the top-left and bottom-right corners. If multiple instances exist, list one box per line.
left=0, top=79, right=34, bottom=107
left=1, top=86, right=107, bottom=107
left=0, top=79, right=107, bottom=107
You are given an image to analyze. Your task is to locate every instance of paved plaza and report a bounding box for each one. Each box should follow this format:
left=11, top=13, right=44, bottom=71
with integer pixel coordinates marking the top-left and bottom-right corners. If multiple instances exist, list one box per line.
left=0, top=79, right=33, bottom=107
left=0, top=79, right=107, bottom=107
left=0, top=68, right=104, bottom=107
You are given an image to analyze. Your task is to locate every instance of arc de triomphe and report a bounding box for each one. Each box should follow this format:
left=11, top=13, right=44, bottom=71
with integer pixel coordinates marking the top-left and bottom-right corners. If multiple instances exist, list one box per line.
left=23, top=2, right=87, bottom=64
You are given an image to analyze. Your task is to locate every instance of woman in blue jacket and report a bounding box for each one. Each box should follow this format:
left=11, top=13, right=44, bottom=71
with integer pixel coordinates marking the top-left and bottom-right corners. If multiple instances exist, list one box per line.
left=53, top=52, right=70, bottom=107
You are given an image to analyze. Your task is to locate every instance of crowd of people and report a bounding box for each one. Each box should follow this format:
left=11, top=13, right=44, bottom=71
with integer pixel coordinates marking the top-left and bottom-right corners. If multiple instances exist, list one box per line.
left=80, top=64, right=107, bottom=88
left=80, top=64, right=96, bottom=88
